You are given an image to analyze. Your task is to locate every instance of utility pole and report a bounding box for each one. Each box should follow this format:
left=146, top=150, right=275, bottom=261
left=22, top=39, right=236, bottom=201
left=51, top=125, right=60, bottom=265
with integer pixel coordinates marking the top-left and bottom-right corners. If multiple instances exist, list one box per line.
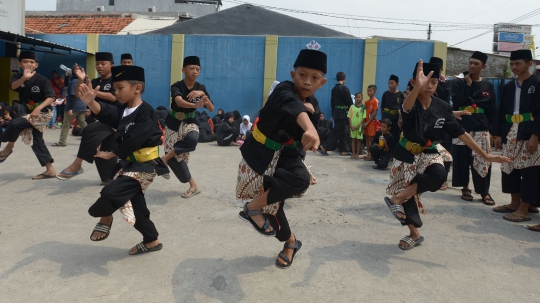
left=427, top=23, right=432, bottom=40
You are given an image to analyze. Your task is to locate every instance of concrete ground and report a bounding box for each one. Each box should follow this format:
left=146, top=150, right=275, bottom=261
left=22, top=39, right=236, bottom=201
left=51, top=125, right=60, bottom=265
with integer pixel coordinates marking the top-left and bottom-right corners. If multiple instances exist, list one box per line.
left=1, top=129, right=539, bottom=303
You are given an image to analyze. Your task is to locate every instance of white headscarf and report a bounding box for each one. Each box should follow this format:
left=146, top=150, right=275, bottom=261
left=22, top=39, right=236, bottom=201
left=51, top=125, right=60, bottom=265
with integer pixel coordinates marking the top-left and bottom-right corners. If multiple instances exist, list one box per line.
left=268, top=81, right=280, bottom=97
left=240, top=115, right=252, bottom=135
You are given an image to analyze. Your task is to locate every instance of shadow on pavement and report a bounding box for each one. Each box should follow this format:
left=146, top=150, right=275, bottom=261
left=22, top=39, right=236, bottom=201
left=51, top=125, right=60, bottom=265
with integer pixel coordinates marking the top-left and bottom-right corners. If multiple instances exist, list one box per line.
left=0, top=241, right=128, bottom=280
left=171, top=255, right=274, bottom=303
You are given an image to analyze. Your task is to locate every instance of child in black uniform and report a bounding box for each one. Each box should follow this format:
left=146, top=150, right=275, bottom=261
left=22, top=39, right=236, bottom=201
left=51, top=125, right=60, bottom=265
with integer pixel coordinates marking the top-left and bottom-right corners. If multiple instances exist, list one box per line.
left=384, top=60, right=510, bottom=250
left=236, top=49, right=326, bottom=268
left=79, top=65, right=168, bottom=255
left=1, top=51, right=57, bottom=179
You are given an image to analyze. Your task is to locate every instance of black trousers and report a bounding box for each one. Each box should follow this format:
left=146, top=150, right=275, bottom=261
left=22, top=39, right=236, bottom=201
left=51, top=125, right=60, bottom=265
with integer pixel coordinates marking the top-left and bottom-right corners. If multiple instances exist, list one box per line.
left=451, top=145, right=491, bottom=195
left=77, top=121, right=117, bottom=182
left=88, top=176, right=159, bottom=244
left=0, top=117, right=54, bottom=166
left=388, top=117, right=400, bottom=151
left=402, top=163, right=447, bottom=228
left=198, top=129, right=216, bottom=143
left=369, top=145, right=391, bottom=169
left=322, top=110, right=350, bottom=152
left=263, top=155, right=310, bottom=242
left=167, top=131, right=198, bottom=184
left=217, top=130, right=235, bottom=146
left=502, top=166, right=540, bottom=206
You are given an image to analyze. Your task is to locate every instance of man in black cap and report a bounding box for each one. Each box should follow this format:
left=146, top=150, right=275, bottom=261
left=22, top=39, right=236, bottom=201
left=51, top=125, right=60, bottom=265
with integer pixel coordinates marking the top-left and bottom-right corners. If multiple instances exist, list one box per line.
left=120, top=53, right=133, bottom=66
left=161, top=56, right=214, bottom=198
left=318, top=71, right=352, bottom=156
left=451, top=51, right=498, bottom=205
left=78, top=65, right=167, bottom=255
left=492, top=49, right=540, bottom=227
left=384, top=60, right=509, bottom=250
left=57, top=52, right=118, bottom=185
left=381, top=74, right=405, bottom=148
left=0, top=51, right=58, bottom=179
left=237, top=49, right=326, bottom=268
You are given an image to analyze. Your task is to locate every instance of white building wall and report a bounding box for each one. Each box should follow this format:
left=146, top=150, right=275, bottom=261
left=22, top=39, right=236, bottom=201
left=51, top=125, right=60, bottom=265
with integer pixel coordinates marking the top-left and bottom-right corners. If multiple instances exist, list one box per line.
left=56, top=0, right=218, bottom=16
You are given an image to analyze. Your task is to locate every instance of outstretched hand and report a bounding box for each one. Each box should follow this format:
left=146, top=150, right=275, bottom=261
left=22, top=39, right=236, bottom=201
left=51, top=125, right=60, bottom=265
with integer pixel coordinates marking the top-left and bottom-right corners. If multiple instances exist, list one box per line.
left=73, top=63, right=87, bottom=81
left=414, top=59, right=434, bottom=91
left=23, top=65, right=36, bottom=80
left=454, top=110, right=472, bottom=120
left=486, top=155, right=512, bottom=164
left=77, top=81, right=100, bottom=105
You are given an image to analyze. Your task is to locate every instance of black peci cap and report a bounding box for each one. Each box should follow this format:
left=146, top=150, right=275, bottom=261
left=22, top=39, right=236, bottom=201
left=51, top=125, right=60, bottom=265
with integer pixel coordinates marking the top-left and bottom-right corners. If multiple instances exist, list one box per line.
left=95, top=52, right=114, bottom=62
left=112, top=65, right=145, bottom=83
left=121, top=53, right=133, bottom=61
left=183, top=56, right=200, bottom=67
left=510, top=49, right=533, bottom=61
left=18, top=51, right=38, bottom=62
left=470, top=51, right=488, bottom=65
left=293, top=49, right=327, bottom=74
left=389, top=74, right=399, bottom=83
left=412, top=62, right=441, bottom=79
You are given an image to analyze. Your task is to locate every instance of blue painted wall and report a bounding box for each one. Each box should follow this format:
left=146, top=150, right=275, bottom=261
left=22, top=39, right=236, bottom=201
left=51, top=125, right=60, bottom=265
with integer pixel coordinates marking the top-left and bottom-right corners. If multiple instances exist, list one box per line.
left=99, top=35, right=172, bottom=108
left=26, top=34, right=87, bottom=79
left=374, top=40, right=434, bottom=119
left=0, top=41, right=6, bottom=57
left=276, top=37, right=365, bottom=118
left=184, top=35, right=266, bottom=119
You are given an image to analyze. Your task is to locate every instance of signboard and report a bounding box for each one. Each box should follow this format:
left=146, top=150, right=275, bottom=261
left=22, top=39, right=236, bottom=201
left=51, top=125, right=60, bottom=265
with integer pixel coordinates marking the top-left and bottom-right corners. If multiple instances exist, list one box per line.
left=497, top=32, right=532, bottom=43
left=494, top=23, right=532, bottom=34
left=0, top=0, right=24, bottom=35
left=11, top=58, right=19, bottom=72
left=493, top=42, right=528, bottom=52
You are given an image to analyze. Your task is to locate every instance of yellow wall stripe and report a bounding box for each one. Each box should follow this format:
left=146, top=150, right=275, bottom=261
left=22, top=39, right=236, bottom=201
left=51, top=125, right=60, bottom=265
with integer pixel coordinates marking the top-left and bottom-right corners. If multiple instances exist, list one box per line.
left=86, top=34, right=99, bottom=80
left=170, top=34, right=185, bottom=85
left=433, top=41, right=448, bottom=74
left=362, top=38, right=378, bottom=94
left=263, top=35, right=278, bottom=105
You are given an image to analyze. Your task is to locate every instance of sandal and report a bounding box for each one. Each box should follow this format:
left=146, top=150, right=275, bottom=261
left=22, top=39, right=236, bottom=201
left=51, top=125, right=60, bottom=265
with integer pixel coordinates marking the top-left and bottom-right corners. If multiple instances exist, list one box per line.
left=0, top=150, right=13, bottom=163
left=56, top=168, right=84, bottom=181
left=503, top=213, right=532, bottom=222
left=439, top=182, right=448, bottom=191
left=181, top=188, right=201, bottom=198
left=526, top=225, right=540, bottom=232
left=275, top=239, right=302, bottom=269
left=129, top=242, right=163, bottom=255
left=51, top=143, right=66, bottom=147
left=461, top=189, right=473, bottom=201
left=238, top=203, right=276, bottom=237
left=363, top=156, right=372, bottom=161
left=90, top=217, right=113, bottom=242
left=481, top=194, right=495, bottom=206
left=493, top=204, right=515, bottom=213
left=32, top=173, right=56, bottom=180
left=399, top=236, right=424, bottom=250
left=384, top=197, right=406, bottom=223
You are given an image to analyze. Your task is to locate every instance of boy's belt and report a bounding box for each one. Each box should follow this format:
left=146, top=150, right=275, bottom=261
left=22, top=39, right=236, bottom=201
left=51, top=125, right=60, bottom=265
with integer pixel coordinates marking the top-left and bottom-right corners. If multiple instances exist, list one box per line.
left=506, top=113, right=534, bottom=123
left=335, top=105, right=348, bottom=110
left=459, top=106, right=485, bottom=114
left=26, top=101, right=43, bottom=111
left=383, top=108, right=399, bottom=115
left=169, top=110, right=195, bottom=120
left=399, top=137, right=436, bottom=154
left=127, top=146, right=159, bottom=163
left=252, top=125, right=297, bottom=151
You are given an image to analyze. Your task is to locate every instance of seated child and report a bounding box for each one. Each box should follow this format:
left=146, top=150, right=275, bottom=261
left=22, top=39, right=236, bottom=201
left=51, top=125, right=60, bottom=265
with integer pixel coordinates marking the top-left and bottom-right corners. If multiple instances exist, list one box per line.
left=369, top=119, right=394, bottom=169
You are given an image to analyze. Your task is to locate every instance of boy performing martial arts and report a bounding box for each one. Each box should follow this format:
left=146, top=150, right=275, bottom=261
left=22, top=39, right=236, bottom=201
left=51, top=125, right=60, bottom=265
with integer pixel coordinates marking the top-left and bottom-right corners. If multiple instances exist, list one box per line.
left=492, top=50, right=540, bottom=226
left=384, top=60, right=509, bottom=250
left=236, top=49, right=326, bottom=268
left=79, top=65, right=168, bottom=255
left=0, top=51, right=57, bottom=179
left=161, top=56, right=214, bottom=198
left=451, top=51, right=497, bottom=205
left=56, top=52, right=118, bottom=184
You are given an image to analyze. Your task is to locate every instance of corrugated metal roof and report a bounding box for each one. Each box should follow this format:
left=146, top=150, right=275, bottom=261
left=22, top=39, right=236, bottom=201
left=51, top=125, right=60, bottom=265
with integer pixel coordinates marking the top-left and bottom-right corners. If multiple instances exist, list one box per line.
left=118, top=18, right=178, bottom=35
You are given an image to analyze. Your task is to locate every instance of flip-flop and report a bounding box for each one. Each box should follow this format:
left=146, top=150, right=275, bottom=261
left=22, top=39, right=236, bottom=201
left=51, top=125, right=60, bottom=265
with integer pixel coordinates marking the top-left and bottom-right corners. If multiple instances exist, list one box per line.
left=384, top=197, right=406, bottom=224
left=0, top=150, right=13, bottom=163
left=56, top=168, right=84, bottom=181
left=399, top=236, right=424, bottom=250
left=493, top=205, right=516, bottom=213
left=51, top=143, right=67, bottom=147
left=275, top=239, right=302, bottom=269
left=317, top=149, right=329, bottom=156
left=238, top=203, right=276, bottom=237
left=503, top=213, right=532, bottom=222
left=90, top=217, right=113, bottom=242
left=32, top=173, right=56, bottom=180
left=181, top=188, right=201, bottom=198
left=526, top=225, right=540, bottom=232
left=129, top=242, right=163, bottom=255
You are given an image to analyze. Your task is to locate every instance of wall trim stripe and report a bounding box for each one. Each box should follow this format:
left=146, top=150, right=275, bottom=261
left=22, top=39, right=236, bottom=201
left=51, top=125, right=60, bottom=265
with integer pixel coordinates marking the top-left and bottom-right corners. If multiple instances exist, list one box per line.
left=263, top=35, right=278, bottom=105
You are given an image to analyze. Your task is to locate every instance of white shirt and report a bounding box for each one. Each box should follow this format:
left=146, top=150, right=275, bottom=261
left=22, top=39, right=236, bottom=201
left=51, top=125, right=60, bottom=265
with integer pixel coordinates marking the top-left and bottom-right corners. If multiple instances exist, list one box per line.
left=514, top=79, right=521, bottom=114
left=123, top=104, right=141, bottom=118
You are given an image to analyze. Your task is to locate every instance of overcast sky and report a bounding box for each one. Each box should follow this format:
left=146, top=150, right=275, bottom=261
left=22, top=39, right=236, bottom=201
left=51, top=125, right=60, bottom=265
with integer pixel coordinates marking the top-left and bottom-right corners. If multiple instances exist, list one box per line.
left=25, top=0, right=540, bottom=56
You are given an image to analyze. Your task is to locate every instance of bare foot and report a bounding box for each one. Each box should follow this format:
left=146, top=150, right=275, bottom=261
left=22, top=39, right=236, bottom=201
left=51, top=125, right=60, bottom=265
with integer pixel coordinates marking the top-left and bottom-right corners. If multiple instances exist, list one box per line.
left=90, top=216, right=113, bottom=241
left=129, top=240, right=160, bottom=255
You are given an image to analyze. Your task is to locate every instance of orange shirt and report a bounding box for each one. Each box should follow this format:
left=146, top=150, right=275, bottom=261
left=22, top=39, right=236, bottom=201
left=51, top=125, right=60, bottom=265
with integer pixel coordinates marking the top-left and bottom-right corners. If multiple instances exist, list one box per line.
left=364, top=97, right=379, bottom=123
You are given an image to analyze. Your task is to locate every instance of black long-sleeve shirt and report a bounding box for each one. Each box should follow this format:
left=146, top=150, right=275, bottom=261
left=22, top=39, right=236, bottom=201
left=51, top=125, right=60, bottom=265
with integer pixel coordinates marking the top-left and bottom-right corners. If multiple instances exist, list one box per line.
left=492, top=74, right=540, bottom=143
left=451, top=78, right=497, bottom=133
left=167, top=80, right=212, bottom=130
left=10, top=72, right=55, bottom=114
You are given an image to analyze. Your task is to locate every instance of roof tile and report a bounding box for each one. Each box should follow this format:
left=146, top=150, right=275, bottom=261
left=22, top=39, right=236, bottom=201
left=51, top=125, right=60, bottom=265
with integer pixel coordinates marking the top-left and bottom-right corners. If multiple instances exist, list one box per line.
left=25, top=14, right=135, bottom=34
